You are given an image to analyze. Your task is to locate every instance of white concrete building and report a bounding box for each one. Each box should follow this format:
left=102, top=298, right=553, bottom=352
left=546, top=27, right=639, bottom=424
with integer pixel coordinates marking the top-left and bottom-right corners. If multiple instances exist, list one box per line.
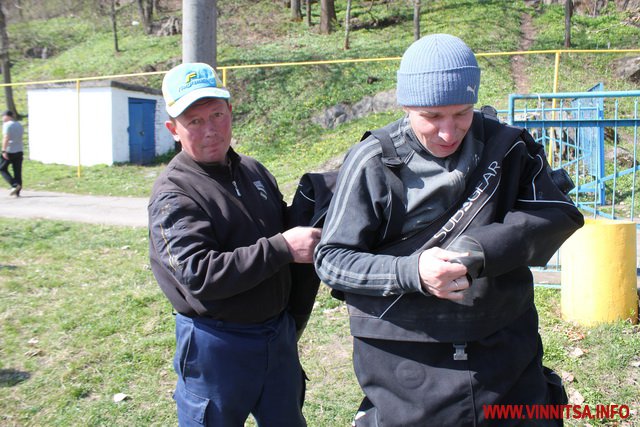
left=27, top=80, right=174, bottom=166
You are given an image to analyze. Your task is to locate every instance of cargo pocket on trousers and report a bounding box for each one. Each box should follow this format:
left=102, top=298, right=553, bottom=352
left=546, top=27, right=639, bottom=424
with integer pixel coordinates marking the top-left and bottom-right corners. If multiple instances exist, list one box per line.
left=173, top=384, right=210, bottom=425
left=543, top=366, right=568, bottom=405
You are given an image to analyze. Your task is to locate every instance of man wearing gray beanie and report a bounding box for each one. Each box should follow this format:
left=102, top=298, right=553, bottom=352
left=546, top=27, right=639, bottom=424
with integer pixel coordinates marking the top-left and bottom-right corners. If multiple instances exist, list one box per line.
left=315, top=34, right=583, bottom=426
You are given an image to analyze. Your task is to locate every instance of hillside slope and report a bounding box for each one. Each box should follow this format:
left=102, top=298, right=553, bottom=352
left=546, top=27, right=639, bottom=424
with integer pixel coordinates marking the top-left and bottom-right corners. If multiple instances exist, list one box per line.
left=3, top=0, right=639, bottom=194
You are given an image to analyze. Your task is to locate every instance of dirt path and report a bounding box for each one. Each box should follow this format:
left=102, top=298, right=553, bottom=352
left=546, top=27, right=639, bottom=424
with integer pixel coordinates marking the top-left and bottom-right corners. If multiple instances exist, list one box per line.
left=0, top=190, right=148, bottom=228
left=511, top=12, right=536, bottom=94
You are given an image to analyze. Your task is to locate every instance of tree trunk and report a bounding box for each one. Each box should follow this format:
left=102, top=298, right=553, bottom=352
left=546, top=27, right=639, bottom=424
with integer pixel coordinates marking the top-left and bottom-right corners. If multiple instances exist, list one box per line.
left=593, top=0, right=606, bottom=17
left=320, top=0, right=336, bottom=34
left=182, top=0, right=217, bottom=66
left=0, top=3, right=17, bottom=116
left=413, top=0, right=421, bottom=41
left=306, top=0, right=312, bottom=26
left=291, top=0, right=302, bottom=20
left=564, top=0, right=572, bottom=48
left=16, top=0, right=24, bottom=20
left=344, top=0, right=352, bottom=49
left=111, top=0, right=120, bottom=52
left=136, top=0, right=155, bottom=35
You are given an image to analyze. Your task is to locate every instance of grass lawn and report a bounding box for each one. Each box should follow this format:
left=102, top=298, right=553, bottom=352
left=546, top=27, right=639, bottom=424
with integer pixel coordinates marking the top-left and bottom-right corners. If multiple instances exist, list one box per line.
left=0, top=218, right=638, bottom=426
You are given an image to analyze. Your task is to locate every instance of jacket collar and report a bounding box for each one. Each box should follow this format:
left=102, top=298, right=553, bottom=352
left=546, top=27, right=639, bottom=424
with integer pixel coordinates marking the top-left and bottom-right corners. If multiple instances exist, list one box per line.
left=177, top=147, right=241, bottom=178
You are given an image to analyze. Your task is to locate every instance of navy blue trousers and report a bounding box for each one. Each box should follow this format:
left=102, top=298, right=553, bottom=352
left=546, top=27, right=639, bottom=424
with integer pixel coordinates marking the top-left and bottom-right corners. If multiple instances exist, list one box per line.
left=173, top=312, right=306, bottom=427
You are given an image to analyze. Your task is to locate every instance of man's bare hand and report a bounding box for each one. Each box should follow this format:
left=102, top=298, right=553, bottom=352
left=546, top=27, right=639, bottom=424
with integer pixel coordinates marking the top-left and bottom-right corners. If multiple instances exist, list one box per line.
left=418, top=247, right=469, bottom=301
left=282, top=226, right=322, bottom=263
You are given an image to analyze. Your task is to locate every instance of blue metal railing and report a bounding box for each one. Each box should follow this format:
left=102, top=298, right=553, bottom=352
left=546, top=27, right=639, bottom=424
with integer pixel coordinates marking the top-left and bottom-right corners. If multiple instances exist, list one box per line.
left=501, top=88, right=640, bottom=283
left=506, top=89, right=640, bottom=222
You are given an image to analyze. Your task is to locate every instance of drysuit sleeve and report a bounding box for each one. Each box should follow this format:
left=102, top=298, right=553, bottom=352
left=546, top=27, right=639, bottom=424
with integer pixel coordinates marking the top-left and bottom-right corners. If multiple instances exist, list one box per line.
left=314, top=145, right=423, bottom=297
left=455, top=137, right=584, bottom=279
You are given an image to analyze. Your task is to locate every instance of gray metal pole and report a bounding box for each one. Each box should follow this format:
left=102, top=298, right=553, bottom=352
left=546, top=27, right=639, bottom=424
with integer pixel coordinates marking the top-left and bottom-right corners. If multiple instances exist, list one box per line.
left=182, top=0, right=217, bottom=67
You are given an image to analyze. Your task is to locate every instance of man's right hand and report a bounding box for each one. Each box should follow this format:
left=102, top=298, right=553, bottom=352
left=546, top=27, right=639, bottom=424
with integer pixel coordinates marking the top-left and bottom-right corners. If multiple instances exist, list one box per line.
left=418, top=247, right=469, bottom=300
left=282, top=226, right=322, bottom=264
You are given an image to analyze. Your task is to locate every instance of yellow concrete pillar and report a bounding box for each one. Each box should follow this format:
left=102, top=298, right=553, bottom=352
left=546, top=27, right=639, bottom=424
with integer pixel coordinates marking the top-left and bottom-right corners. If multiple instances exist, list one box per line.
left=561, top=218, right=638, bottom=326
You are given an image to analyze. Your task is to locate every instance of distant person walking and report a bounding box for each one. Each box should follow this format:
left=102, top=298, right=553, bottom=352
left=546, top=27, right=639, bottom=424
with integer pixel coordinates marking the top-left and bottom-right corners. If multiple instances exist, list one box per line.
left=1, top=110, right=24, bottom=197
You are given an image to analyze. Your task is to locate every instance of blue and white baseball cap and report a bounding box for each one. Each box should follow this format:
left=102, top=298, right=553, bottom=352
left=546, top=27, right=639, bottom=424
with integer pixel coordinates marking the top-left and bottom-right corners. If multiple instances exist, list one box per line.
left=162, top=62, right=231, bottom=118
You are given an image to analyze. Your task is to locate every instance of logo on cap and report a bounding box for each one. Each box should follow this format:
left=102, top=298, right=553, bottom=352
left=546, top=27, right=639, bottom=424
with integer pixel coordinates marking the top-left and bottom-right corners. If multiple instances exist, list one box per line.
left=162, top=62, right=231, bottom=118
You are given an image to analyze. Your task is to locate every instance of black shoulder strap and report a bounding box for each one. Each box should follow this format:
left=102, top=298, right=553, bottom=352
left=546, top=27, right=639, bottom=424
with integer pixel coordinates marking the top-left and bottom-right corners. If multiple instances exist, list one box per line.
left=362, top=110, right=532, bottom=254
left=376, top=111, right=527, bottom=256
left=360, top=128, right=406, bottom=245
left=369, top=129, right=403, bottom=169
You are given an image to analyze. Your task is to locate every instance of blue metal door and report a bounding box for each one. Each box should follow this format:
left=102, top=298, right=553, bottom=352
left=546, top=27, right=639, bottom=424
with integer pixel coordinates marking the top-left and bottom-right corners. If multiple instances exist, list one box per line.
left=128, top=98, right=156, bottom=164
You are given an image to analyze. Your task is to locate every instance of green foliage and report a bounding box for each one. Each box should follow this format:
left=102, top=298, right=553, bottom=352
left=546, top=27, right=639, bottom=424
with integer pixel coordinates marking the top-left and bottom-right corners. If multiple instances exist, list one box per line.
left=0, top=218, right=359, bottom=426
left=501, top=2, right=639, bottom=95
left=535, top=289, right=640, bottom=426
left=0, top=219, right=175, bottom=426
left=23, top=159, right=165, bottom=197
left=9, top=17, right=100, bottom=61
left=532, top=2, right=639, bottom=50
left=13, top=25, right=180, bottom=83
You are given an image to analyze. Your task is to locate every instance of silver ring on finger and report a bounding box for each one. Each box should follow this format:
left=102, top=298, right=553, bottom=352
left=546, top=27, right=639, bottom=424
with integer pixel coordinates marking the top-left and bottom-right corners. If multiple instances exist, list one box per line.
left=453, top=279, right=459, bottom=289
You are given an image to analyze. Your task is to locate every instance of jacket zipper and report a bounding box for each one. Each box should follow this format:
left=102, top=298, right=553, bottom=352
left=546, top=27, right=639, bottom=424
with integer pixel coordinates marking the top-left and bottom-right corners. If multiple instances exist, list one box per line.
left=229, top=163, right=241, bottom=197
left=232, top=180, right=241, bottom=197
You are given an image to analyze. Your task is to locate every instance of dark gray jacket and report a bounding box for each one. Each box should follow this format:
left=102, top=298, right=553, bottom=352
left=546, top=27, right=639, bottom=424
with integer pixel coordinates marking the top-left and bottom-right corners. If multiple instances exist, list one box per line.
left=148, top=149, right=294, bottom=323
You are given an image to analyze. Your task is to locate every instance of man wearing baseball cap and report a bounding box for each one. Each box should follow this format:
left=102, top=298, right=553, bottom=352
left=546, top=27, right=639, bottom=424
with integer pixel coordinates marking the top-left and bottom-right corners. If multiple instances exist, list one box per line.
left=148, top=63, right=320, bottom=426
left=315, top=34, right=583, bottom=425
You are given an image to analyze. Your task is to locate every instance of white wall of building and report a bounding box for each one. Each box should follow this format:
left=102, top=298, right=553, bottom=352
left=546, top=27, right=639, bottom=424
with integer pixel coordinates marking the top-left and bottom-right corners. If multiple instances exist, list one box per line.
left=27, top=83, right=174, bottom=166
left=154, top=99, right=174, bottom=156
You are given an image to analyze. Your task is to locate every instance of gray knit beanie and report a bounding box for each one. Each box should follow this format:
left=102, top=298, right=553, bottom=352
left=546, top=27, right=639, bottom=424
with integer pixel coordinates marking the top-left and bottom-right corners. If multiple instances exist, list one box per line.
left=397, top=34, right=481, bottom=107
